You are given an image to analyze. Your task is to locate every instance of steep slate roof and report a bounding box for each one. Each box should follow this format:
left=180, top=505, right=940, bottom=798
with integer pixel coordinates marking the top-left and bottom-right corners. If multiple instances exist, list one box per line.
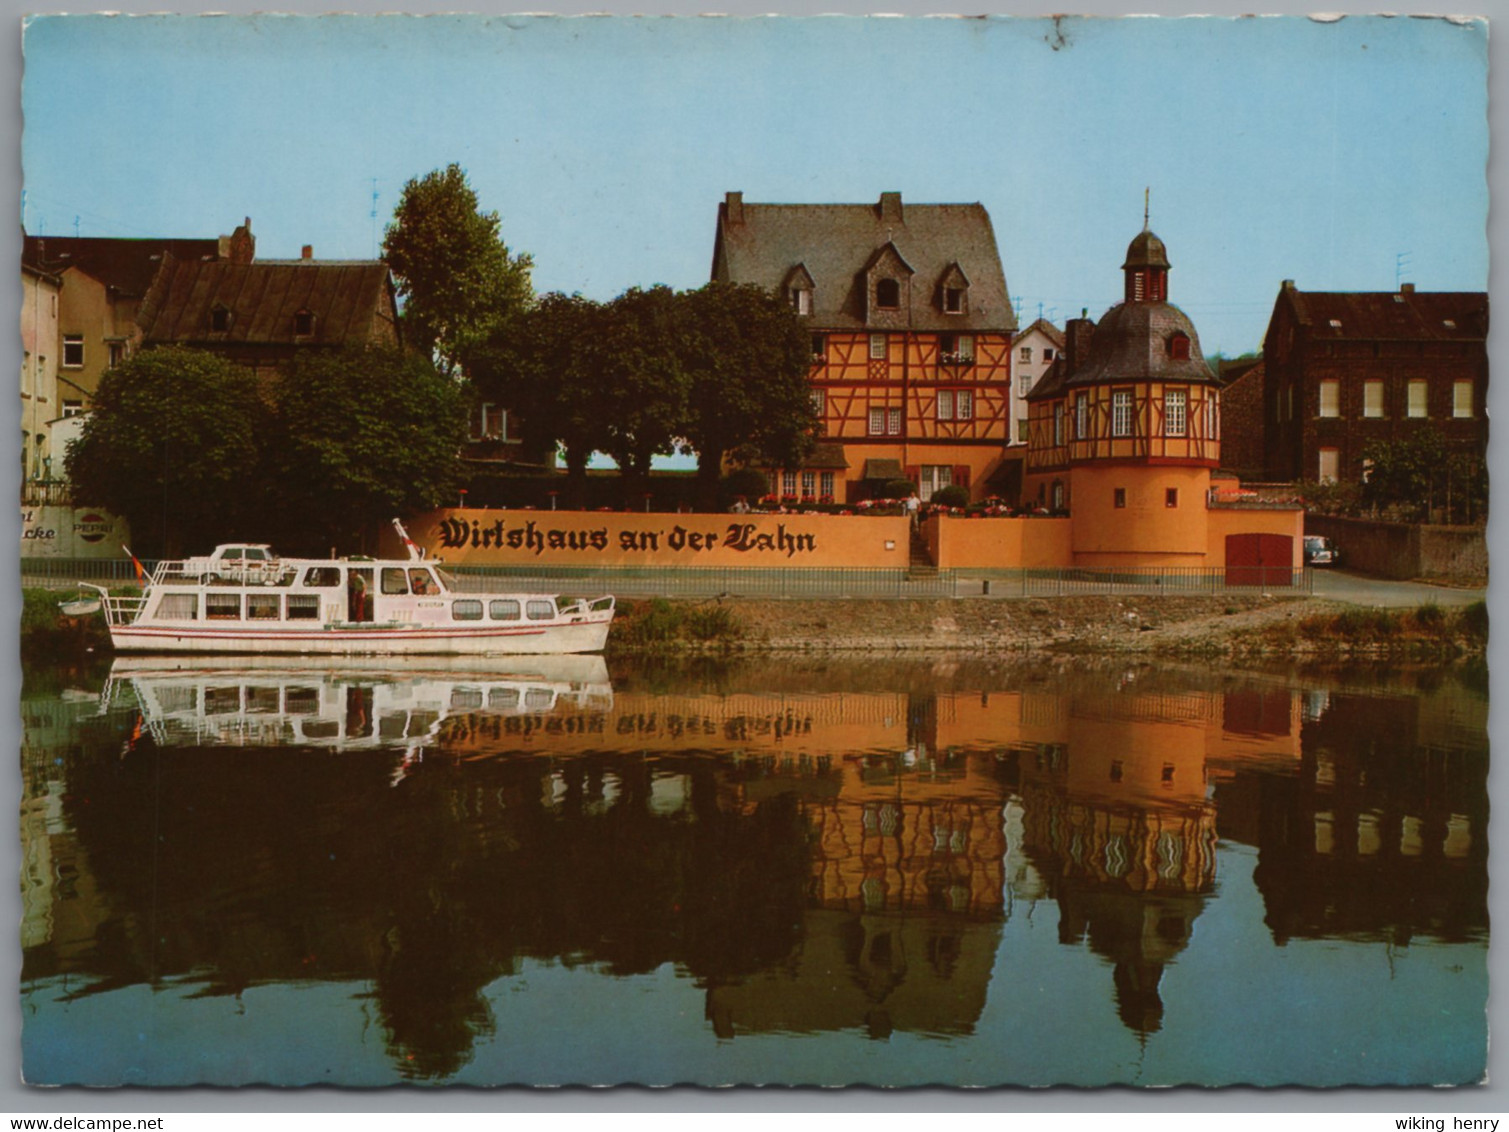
left=712, top=193, right=1015, bottom=333
left=23, top=234, right=221, bottom=296
left=1275, top=285, right=1488, bottom=342
left=137, top=256, right=396, bottom=349
left=1062, top=301, right=1217, bottom=389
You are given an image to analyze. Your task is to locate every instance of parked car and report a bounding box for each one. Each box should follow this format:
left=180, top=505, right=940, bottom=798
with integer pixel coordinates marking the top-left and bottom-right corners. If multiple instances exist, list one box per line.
left=1303, top=535, right=1339, bottom=567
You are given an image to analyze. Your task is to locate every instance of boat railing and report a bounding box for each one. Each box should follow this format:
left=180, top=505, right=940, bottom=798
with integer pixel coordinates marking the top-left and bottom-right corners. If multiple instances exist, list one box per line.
left=559, top=595, right=615, bottom=621
left=152, top=559, right=292, bottom=586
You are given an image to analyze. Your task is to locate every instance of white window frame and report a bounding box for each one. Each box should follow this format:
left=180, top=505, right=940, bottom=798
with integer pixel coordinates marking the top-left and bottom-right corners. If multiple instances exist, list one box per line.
left=1453, top=380, right=1474, bottom=418
left=1363, top=381, right=1385, bottom=418
left=62, top=335, right=84, bottom=369
left=1111, top=390, right=1134, bottom=438
left=782, top=470, right=797, bottom=496
left=1019, top=346, right=1032, bottom=363
left=1318, top=447, right=1339, bottom=484
left=811, top=389, right=825, bottom=416
left=887, top=408, right=902, bottom=436
left=937, top=390, right=955, bottom=421
left=800, top=471, right=816, bottom=498
left=956, top=389, right=973, bottom=421
left=820, top=471, right=835, bottom=499
left=1318, top=380, right=1339, bottom=418
left=790, top=288, right=812, bottom=315
left=1053, top=402, right=1065, bottom=446
left=1075, top=393, right=1088, bottom=440
left=869, top=334, right=887, bottom=361
left=1164, top=389, right=1187, bottom=437
left=1407, top=380, right=1428, bottom=419
left=868, top=407, right=886, bottom=436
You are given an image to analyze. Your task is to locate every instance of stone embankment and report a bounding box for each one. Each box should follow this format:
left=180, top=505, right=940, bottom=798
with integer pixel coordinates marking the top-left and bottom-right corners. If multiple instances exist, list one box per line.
left=610, top=593, right=1487, bottom=661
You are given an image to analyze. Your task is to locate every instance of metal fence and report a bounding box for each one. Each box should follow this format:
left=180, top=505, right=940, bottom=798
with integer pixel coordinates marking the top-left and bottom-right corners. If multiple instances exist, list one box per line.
left=21, top=558, right=1312, bottom=599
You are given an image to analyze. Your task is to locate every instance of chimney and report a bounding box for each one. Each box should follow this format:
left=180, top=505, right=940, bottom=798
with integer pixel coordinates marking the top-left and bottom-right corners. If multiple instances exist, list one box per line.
left=1281, top=279, right=1296, bottom=291
left=1064, top=311, right=1096, bottom=373
left=725, top=192, right=744, bottom=225
left=1400, top=282, right=1415, bottom=294
left=223, top=217, right=255, bottom=265
left=301, top=245, right=313, bottom=260
left=878, top=192, right=904, bottom=225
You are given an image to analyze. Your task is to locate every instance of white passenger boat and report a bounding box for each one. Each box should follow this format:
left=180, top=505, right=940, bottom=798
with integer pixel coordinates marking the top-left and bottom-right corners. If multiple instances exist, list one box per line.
left=83, top=521, right=615, bottom=656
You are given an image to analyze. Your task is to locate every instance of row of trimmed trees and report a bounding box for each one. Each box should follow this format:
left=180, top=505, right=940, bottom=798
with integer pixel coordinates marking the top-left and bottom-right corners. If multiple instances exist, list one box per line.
left=65, top=165, right=819, bottom=553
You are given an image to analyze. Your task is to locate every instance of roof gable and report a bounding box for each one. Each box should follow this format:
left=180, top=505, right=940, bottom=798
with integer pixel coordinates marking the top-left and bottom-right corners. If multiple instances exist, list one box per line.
left=1276, top=286, right=1488, bottom=342
left=713, top=194, right=1014, bottom=333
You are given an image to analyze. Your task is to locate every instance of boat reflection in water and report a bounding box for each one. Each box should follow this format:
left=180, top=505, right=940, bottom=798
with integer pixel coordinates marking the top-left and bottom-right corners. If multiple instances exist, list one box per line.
left=105, top=653, right=614, bottom=772
left=20, top=662, right=1488, bottom=1086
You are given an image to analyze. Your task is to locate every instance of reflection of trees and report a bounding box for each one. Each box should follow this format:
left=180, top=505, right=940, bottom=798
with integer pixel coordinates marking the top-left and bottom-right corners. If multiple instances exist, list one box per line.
left=28, top=741, right=812, bottom=1080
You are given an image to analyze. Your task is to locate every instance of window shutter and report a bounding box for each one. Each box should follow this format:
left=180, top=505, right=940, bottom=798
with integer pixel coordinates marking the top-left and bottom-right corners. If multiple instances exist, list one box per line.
left=904, top=465, right=920, bottom=487
left=953, top=465, right=970, bottom=489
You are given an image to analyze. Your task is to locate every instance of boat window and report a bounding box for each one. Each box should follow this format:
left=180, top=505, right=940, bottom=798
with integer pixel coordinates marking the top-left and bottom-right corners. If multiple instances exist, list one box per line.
left=301, top=720, right=339, bottom=739
left=285, top=687, right=319, bottom=714
left=524, top=687, right=555, bottom=710
left=205, top=686, right=240, bottom=715
left=490, top=599, right=521, bottom=621
left=381, top=568, right=409, bottom=595
left=244, top=548, right=268, bottom=561
left=378, top=714, right=409, bottom=739
left=222, top=548, right=244, bottom=561
left=410, top=568, right=438, bottom=595
left=157, top=593, right=198, bottom=620
left=489, top=687, right=520, bottom=710
left=450, top=688, right=484, bottom=710
left=452, top=599, right=484, bottom=621
left=247, top=594, right=280, bottom=620
left=303, top=567, right=341, bottom=588
left=206, top=593, right=241, bottom=620
left=246, top=686, right=279, bottom=713
left=526, top=599, right=555, bottom=621
left=287, top=594, right=320, bottom=621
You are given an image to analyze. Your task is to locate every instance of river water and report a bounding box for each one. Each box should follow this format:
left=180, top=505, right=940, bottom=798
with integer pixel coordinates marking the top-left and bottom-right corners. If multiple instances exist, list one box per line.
left=18, top=653, right=1488, bottom=1087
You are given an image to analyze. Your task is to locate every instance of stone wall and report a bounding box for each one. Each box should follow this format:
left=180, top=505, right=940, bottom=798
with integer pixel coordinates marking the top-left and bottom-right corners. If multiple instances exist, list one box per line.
left=1305, top=515, right=1487, bottom=583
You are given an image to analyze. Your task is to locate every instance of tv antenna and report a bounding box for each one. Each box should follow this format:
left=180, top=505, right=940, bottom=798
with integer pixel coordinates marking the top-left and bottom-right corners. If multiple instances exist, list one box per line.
left=1395, top=252, right=1413, bottom=289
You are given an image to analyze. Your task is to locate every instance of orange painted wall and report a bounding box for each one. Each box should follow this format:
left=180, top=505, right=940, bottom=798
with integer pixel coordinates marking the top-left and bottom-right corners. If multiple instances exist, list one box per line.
left=832, top=442, right=1007, bottom=502
left=1069, top=465, right=1211, bottom=560
left=1206, top=506, right=1306, bottom=568
left=394, top=509, right=913, bottom=570
left=926, top=515, right=1073, bottom=569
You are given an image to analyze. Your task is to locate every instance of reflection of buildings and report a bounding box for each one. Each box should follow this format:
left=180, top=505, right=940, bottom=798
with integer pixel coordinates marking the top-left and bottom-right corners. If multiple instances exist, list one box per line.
left=22, top=665, right=1486, bottom=1080
left=1232, top=691, right=1489, bottom=947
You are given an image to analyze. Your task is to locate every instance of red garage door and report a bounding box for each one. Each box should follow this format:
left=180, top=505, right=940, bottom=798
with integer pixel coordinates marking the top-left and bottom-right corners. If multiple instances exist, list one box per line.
left=1225, top=533, right=1295, bottom=588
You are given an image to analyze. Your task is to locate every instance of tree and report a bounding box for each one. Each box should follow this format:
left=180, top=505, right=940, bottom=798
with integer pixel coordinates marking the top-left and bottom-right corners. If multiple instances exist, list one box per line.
left=469, top=292, right=610, bottom=507
left=382, top=164, right=534, bottom=374
left=680, top=283, right=818, bottom=510
left=1360, top=428, right=1487, bottom=524
left=267, top=347, right=467, bottom=552
left=587, top=286, right=691, bottom=504
left=65, top=347, right=267, bottom=556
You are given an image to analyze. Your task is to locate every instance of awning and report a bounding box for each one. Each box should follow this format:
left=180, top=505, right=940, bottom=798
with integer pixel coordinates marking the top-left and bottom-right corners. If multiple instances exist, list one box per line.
left=861, top=458, right=905, bottom=481
left=802, top=443, right=850, bottom=470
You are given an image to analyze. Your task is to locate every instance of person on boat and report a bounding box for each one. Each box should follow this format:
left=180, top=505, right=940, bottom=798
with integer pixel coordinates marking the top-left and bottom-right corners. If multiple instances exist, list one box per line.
left=348, top=572, right=368, bottom=622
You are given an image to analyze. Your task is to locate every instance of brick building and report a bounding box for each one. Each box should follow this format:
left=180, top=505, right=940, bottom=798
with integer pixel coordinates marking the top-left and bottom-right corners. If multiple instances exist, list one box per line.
left=1216, top=357, right=1265, bottom=482
left=712, top=191, right=1017, bottom=502
left=1260, top=281, right=1488, bottom=484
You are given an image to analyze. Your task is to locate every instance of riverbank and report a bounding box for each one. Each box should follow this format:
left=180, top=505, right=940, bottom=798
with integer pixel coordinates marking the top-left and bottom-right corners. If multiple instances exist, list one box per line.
left=609, top=593, right=1488, bottom=660
left=20, top=587, right=1487, bottom=663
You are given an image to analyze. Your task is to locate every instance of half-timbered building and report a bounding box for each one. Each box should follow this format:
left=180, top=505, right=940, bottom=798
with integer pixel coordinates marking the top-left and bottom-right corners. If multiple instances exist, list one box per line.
left=1023, top=226, right=1300, bottom=573
left=712, top=191, right=1016, bottom=502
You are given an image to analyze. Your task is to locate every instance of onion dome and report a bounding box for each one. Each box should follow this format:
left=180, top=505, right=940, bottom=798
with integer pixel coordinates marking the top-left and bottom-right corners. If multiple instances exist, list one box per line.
left=1122, top=229, right=1171, bottom=271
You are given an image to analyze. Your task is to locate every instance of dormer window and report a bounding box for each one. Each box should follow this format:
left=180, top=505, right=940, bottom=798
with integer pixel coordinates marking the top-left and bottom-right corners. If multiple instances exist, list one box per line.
left=789, top=288, right=812, bottom=316
left=936, top=263, right=971, bottom=317
left=782, top=263, right=816, bottom=319
left=876, top=278, right=901, bottom=310
left=1168, top=333, right=1190, bottom=361
left=210, top=304, right=232, bottom=332
left=293, top=309, right=315, bottom=337
left=944, top=287, right=965, bottom=314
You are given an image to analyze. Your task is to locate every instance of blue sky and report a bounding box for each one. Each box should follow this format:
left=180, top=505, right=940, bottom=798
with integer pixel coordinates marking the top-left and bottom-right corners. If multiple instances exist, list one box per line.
left=20, top=13, right=1489, bottom=358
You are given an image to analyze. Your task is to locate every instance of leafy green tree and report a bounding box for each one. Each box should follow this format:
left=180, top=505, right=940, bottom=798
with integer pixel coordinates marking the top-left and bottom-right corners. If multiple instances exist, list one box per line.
left=1360, top=428, right=1487, bottom=524
left=680, top=283, right=818, bottom=510
left=382, top=164, right=534, bottom=374
left=65, top=347, right=267, bottom=556
left=267, top=347, right=467, bottom=552
left=468, top=292, right=610, bottom=507
left=588, top=286, right=691, bottom=504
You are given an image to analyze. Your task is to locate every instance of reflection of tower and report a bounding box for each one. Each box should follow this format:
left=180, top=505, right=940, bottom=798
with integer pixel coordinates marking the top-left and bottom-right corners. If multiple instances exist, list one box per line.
left=1012, top=687, right=1218, bottom=1036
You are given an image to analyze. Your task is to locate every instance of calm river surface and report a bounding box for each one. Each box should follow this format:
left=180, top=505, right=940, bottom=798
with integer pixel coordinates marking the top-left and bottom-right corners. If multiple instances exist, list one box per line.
left=19, top=653, right=1488, bottom=1087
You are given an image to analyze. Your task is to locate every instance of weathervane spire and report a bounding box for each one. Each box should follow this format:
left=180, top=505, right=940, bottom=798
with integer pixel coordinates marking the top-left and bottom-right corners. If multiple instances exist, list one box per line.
left=1143, top=187, right=1150, bottom=231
